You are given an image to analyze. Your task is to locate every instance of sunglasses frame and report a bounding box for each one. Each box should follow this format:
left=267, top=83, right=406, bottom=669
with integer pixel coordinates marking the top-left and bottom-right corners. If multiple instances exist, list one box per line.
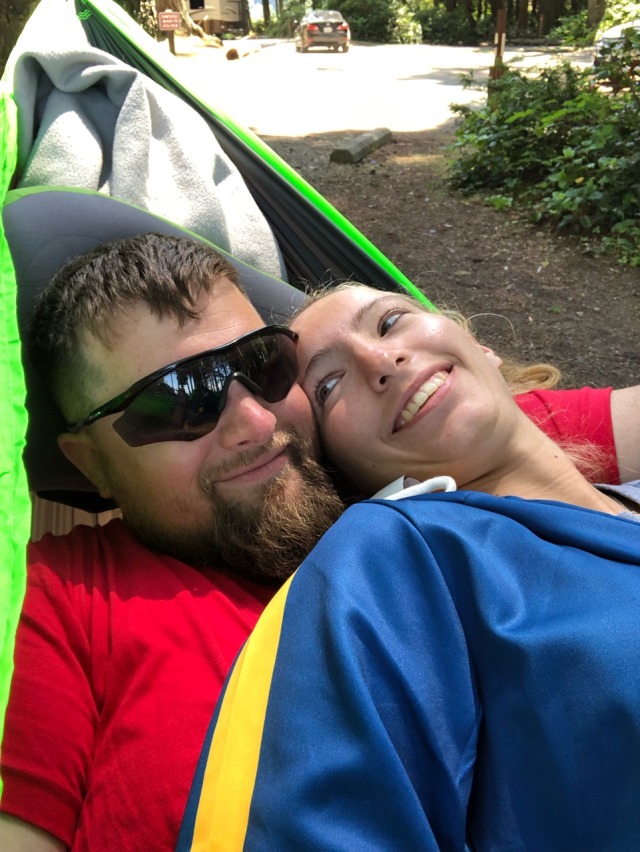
left=65, top=325, right=299, bottom=435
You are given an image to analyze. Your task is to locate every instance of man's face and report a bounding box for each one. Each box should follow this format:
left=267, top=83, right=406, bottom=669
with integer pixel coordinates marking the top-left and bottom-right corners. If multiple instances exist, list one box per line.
left=61, top=278, right=343, bottom=582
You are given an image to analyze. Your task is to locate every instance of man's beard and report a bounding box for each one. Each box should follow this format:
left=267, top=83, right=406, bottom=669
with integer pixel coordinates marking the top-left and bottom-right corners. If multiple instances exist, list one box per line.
left=121, top=432, right=345, bottom=585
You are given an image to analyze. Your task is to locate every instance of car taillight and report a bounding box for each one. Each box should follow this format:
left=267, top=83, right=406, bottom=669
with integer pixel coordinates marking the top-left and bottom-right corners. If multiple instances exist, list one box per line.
left=306, top=23, right=319, bottom=31
left=337, top=24, right=349, bottom=31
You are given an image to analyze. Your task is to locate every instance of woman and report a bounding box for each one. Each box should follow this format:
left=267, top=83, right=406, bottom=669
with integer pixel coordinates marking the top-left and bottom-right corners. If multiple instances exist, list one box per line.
left=178, top=286, right=640, bottom=852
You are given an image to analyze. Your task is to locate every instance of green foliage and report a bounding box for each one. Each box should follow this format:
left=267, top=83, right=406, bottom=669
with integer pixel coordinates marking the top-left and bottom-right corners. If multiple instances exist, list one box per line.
left=314, top=0, right=398, bottom=42
left=448, top=55, right=640, bottom=264
left=391, top=5, right=423, bottom=43
left=414, top=5, right=482, bottom=45
left=547, top=11, right=595, bottom=46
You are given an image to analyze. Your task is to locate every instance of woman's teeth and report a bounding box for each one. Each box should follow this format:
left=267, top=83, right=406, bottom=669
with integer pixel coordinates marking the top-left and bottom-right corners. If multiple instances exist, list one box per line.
left=399, top=371, right=448, bottom=426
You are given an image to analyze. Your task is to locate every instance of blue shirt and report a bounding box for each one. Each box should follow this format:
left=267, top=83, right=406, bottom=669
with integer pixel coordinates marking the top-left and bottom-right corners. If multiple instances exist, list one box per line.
left=179, top=487, right=640, bottom=851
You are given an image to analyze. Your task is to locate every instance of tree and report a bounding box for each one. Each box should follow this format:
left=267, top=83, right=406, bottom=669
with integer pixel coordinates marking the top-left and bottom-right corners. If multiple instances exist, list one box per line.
left=588, top=0, right=605, bottom=28
left=0, top=0, right=39, bottom=77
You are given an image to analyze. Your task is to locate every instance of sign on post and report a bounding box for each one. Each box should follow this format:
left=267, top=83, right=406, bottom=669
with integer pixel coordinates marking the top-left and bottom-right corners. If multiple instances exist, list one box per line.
left=158, top=10, right=181, bottom=55
left=158, top=11, right=180, bottom=31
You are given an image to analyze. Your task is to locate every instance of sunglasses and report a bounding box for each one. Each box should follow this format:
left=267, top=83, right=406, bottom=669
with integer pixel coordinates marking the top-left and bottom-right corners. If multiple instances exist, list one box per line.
left=66, top=326, right=299, bottom=447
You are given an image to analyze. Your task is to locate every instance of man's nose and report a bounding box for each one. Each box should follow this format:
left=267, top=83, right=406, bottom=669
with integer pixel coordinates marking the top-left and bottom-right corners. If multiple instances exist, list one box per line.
left=214, top=380, right=278, bottom=450
left=354, top=340, right=406, bottom=391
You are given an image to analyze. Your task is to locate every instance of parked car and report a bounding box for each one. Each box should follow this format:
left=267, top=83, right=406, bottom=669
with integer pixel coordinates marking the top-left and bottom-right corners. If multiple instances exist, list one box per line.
left=294, top=10, right=351, bottom=53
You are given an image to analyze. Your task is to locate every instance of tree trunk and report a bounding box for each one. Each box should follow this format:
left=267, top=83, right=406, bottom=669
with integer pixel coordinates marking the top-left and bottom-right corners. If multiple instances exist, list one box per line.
left=262, top=0, right=270, bottom=24
left=517, top=0, right=529, bottom=34
left=240, top=0, right=252, bottom=32
left=588, top=0, right=605, bottom=29
left=537, top=0, right=564, bottom=34
left=0, top=0, right=40, bottom=77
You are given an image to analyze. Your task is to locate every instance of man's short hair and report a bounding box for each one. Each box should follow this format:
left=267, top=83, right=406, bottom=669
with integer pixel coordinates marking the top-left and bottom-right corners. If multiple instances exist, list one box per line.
left=29, top=233, right=244, bottom=422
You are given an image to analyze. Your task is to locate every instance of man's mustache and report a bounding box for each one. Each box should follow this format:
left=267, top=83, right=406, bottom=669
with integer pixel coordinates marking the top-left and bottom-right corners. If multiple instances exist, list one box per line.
left=199, top=430, right=301, bottom=488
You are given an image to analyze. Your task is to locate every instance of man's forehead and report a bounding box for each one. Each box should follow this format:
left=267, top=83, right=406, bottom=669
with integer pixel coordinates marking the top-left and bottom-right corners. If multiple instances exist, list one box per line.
left=81, top=279, right=265, bottom=392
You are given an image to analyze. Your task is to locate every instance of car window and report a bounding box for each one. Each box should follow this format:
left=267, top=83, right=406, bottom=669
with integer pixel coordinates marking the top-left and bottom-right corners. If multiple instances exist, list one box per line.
left=306, top=11, right=345, bottom=23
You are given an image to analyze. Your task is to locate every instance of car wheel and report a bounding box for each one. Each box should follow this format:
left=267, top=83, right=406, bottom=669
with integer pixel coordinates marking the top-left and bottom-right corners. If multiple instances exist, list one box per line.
left=342, top=44, right=349, bottom=52
left=302, top=45, right=309, bottom=53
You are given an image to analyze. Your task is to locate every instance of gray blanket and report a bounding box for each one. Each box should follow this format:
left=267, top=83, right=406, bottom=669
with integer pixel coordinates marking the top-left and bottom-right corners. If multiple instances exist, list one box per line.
left=9, top=0, right=286, bottom=280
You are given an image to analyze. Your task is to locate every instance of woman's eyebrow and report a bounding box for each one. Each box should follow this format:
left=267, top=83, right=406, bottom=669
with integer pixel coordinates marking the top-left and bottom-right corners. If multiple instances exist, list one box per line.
left=301, top=344, right=335, bottom=384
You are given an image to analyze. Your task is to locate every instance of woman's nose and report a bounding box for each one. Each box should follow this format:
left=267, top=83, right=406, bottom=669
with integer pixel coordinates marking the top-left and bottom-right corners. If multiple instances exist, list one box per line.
left=354, top=340, right=406, bottom=391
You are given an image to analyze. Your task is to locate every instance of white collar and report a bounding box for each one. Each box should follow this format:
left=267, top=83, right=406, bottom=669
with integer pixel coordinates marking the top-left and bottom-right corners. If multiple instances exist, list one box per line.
left=373, top=475, right=458, bottom=501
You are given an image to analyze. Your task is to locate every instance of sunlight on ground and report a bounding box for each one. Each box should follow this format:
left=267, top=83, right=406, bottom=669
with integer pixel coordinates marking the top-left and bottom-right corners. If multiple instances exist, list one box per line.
left=391, top=154, right=446, bottom=167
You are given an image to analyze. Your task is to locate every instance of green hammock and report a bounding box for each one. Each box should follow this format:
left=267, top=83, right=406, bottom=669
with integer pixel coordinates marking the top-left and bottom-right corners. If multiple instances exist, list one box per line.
left=0, top=55, right=30, bottom=795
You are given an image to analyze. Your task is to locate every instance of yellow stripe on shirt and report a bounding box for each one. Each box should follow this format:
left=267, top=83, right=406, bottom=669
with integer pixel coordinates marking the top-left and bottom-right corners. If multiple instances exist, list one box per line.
left=190, top=574, right=294, bottom=850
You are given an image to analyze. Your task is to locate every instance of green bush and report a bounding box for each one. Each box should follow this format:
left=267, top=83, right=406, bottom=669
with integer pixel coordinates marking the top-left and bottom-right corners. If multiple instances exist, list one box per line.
left=391, top=5, right=423, bottom=43
left=415, top=6, right=481, bottom=45
left=547, top=11, right=596, bottom=46
left=448, top=54, right=640, bottom=265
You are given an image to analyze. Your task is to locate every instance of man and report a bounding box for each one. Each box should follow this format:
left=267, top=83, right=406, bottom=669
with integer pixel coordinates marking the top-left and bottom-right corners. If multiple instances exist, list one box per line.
left=0, top=233, right=343, bottom=851
left=0, top=233, right=637, bottom=850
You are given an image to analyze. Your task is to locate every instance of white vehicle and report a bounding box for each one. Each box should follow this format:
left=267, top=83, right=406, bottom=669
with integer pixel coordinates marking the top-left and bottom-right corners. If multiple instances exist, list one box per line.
left=594, top=19, right=640, bottom=62
left=189, top=0, right=244, bottom=36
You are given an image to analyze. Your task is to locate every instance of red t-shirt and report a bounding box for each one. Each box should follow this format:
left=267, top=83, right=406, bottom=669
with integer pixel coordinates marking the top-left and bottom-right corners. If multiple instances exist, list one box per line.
left=515, top=386, right=618, bottom=483
left=0, top=387, right=619, bottom=849
left=0, top=519, right=274, bottom=850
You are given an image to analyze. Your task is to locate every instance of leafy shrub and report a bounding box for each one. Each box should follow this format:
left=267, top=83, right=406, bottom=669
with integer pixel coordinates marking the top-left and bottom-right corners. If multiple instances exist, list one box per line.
left=547, top=11, right=596, bottom=46
left=391, top=5, right=423, bottom=43
left=415, top=6, right=481, bottom=45
left=448, top=54, right=640, bottom=264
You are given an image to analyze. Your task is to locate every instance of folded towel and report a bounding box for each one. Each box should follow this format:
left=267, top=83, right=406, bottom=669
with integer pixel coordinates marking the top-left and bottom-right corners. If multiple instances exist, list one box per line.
left=9, top=0, right=286, bottom=280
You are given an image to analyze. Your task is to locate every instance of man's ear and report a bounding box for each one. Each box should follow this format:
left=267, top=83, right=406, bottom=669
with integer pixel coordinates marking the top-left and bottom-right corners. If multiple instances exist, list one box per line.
left=57, top=432, right=114, bottom=499
left=479, top=345, right=503, bottom=369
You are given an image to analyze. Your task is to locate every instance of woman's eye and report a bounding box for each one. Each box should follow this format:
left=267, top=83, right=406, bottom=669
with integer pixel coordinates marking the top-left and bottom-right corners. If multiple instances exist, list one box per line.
left=380, top=310, right=405, bottom=336
left=316, top=376, right=339, bottom=407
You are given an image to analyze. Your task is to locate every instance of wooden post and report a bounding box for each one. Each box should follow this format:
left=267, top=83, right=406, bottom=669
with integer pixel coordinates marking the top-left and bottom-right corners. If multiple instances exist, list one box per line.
left=488, top=7, right=507, bottom=104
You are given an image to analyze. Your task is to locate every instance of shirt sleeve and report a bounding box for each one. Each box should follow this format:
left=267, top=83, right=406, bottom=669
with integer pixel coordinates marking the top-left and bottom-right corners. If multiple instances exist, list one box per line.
left=515, top=387, right=618, bottom=483
left=0, top=534, right=100, bottom=846
left=180, top=501, right=480, bottom=851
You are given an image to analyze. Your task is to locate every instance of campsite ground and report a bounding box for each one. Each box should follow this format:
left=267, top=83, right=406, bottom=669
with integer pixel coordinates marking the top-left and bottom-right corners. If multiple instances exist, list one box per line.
left=176, top=38, right=639, bottom=391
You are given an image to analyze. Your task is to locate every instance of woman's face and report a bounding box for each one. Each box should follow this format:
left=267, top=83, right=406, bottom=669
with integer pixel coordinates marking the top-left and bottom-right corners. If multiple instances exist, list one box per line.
left=291, top=286, right=517, bottom=494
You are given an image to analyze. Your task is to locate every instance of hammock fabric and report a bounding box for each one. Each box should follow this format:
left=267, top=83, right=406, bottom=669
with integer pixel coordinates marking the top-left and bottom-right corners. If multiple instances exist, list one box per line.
left=0, top=52, right=30, bottom=796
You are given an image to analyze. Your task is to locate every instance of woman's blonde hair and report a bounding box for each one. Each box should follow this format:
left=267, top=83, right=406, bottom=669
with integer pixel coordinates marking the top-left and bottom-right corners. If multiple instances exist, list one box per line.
left=443, top=309, right=562, bottom=394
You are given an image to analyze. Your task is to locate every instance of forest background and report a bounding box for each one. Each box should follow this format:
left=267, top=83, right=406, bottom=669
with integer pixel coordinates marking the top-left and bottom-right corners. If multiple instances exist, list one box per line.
left=2, top=0, right=637, bottom=69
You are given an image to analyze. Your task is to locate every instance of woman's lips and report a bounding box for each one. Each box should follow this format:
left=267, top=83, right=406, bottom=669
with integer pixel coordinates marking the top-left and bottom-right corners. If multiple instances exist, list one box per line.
left=394, top=369, right=451, bottom=431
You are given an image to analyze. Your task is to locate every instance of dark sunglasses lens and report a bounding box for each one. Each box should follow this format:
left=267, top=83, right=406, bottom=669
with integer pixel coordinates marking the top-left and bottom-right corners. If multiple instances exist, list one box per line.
left=113, top=331, right=297, bottom=447
left=237, top=333, right=298, bottom=403
left=112, top=373, right=223, bottom=447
